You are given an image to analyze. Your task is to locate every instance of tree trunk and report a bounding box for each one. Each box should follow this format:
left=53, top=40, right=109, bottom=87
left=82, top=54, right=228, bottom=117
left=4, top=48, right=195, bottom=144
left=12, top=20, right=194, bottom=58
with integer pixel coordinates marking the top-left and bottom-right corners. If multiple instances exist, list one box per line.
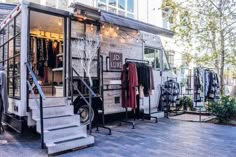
left=220, top=30, right=225, bottom=95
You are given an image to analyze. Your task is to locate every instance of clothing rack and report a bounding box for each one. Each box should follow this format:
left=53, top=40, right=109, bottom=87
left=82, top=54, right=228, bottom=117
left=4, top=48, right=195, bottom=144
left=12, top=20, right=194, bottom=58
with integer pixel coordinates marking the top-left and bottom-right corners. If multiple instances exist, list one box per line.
left=164, top=77, right=183, bottom=116
left=30, top=34, right=63, bottom=42
left=121, top=58, right=158, bottom=128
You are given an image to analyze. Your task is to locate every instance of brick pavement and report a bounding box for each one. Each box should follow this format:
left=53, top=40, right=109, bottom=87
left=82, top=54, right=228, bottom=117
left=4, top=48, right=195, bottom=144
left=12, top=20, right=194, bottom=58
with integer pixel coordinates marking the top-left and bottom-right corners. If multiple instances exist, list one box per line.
left=0, top=119, right=236, bottom=157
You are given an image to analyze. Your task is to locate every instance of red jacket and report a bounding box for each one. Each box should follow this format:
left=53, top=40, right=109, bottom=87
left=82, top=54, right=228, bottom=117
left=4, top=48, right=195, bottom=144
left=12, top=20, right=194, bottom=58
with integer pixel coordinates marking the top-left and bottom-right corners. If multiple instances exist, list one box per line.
left=121, top=63, right=138, bottom=109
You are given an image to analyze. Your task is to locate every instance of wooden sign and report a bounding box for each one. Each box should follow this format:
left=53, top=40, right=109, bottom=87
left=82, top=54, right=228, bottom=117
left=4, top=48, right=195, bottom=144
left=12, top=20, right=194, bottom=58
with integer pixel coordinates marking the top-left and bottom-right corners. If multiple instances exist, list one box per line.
left=109, top=52, right=123, bottom=70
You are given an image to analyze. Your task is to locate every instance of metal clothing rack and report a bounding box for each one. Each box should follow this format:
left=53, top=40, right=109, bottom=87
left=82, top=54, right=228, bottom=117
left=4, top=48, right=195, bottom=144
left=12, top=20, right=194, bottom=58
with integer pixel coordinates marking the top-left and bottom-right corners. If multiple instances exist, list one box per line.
left=164, top=77, right=184, bottom=116
left=122, top=58, right=158, bottom=126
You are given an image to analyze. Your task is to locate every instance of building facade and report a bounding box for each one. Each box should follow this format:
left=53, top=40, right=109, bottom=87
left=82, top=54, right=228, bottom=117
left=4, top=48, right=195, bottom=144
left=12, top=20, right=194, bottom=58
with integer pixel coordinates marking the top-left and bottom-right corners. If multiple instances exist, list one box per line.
left=0, top=0, right=183, bottom=69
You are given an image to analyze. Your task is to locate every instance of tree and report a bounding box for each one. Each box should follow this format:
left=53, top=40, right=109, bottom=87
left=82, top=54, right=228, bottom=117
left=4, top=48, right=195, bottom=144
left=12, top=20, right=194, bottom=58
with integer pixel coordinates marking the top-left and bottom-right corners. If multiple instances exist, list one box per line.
left=71, top=35, right=100, bottom=87
left=162, top=0, right=236, bottom=94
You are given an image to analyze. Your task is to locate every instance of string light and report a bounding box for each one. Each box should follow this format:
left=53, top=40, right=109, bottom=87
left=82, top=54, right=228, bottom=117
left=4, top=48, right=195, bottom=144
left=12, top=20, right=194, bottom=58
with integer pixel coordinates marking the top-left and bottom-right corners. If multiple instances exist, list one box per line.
left=99, top=23, right=158, bottom=44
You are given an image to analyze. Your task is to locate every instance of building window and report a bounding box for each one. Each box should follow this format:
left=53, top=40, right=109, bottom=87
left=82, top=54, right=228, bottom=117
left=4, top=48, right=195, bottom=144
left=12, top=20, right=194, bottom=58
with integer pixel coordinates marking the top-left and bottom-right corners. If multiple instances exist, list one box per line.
left=97, top=0, right=135, bottom=18
left=127, top=0, right=134, bottom=12
left=109, top=0, right=116, bottom=6
left=162, top=8, right=173, bottom=30
left=0, top=13, right=21, bottom=98
left=98, top=2, right=106, bottom=10
left=118, top=0, right=125, bottom=9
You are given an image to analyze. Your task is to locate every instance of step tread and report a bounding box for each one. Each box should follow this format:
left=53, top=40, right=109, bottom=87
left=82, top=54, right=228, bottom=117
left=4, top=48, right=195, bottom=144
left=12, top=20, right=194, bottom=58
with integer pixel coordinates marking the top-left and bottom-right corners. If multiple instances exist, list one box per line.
left=45, top=125, right=80, bottom=132
left=47, top=135, right=94, bottom=154
left=34, top=114, right=74, bottom=121
left=44, top=114, right=73, bottom=119
left=44, top=123, right=80, bottom=132
left=46, top=134, right=88, bottom=146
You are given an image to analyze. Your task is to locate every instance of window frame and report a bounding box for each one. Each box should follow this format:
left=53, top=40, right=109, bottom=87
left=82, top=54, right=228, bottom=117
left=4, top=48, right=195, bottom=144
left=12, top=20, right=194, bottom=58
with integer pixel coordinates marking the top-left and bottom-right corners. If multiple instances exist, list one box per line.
left=144, top=46, right=171, bottom=71
left=97, top=0, right=135, bottom=18
left=0, top=12, right=21, bottom=99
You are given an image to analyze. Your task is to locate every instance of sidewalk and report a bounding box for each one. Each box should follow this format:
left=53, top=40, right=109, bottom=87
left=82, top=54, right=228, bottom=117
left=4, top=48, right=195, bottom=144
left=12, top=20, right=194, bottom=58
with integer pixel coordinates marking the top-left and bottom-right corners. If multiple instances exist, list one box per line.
left=1, top=119, right=236, bottom=157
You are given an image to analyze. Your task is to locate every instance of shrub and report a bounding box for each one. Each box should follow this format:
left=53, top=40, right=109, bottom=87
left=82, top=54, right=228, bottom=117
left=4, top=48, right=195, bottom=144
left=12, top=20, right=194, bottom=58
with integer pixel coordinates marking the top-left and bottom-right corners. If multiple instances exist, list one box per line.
left=208, top=96, right=236, bottom=123
left=179, top=96, right=193, bottom=111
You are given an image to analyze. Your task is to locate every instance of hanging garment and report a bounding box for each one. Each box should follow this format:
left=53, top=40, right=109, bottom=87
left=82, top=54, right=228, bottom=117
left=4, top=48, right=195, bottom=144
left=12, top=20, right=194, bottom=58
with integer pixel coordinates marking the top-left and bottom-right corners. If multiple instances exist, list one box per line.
left=194, top=68, right=204, bottom=102
left=161, top=79, right=180, bottom=109
left=53, top=41, right=60, bottom=68
left=47, top=40, right=54, bottom=68
left=43, top=66, right=48, bottom=83
left=37, top=38, right=44, bottom=78
left=136, top=63, right=151, bottom=96
left=121, top=63, right=139, bottom=109
left=204, top=70, right=210, bottom=98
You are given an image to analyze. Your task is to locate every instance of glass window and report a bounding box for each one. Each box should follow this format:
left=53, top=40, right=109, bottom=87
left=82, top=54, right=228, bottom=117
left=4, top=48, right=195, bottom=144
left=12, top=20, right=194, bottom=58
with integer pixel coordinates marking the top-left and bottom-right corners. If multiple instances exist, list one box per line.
left=15, top=34, right=20, bottom=55
left=118, top=0, right=125, bottom=9
left=15, top=14, right=21, bottom=35
left=14, top=77, right=20, bottom=97
left=8, top=77, right=13, bottom=96
left=0, top=33, right=3, bottom=46
left=0, top=47, right=3, bottom=61
left=46, top=0, right=57, bottom=8
left=0, top=13, right=22, bottom=98
left=98, top=0, right=106, bottom=3
left=15, top=55, right=20, bottom=76
left=163, top=51, right=170, bottom=70
left=9, top=20, right=14, bottom=39
left=9, top=39, right=14, bottom=58
left=3, top=26, right=8, bottom=43
left=127, top=0, right=134, bottom=12
left=98, top=2, right=106, bottom=10
left=4, top=43, right=8, bottom=61
left=109, top=0, right=116, bottom=6
left=98, top=0, right=107, bottom=3
left=108, top=7, right=116, bottom=14
left=144, top=47, right=161, bottom=70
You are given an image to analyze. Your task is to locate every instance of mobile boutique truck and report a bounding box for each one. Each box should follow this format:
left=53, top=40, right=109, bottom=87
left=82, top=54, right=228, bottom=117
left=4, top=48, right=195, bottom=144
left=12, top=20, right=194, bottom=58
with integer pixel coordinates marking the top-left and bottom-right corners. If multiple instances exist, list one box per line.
left=0, top=1, right=175, bottom=154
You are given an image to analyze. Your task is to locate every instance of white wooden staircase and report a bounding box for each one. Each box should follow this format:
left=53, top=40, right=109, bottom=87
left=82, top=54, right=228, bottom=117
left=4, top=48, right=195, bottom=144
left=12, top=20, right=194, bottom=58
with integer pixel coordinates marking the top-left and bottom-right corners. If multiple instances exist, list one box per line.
left=29, top=97, right=94, bottom=154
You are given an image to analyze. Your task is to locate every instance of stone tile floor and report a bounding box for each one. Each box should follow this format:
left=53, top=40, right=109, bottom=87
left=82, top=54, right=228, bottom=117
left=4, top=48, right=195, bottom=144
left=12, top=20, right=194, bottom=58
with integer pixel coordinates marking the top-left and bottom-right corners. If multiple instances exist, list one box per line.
left=0, top=118, right=236, bottom=157
left=169, top=113, right=215, bottom=122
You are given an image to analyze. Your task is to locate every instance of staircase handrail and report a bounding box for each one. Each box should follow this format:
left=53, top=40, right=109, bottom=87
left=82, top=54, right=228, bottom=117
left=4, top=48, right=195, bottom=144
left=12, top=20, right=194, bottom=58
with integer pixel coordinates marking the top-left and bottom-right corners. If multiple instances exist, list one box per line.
left=25, top=62, right=46, bottom=100
left=25, top=62, right=45, bottom=149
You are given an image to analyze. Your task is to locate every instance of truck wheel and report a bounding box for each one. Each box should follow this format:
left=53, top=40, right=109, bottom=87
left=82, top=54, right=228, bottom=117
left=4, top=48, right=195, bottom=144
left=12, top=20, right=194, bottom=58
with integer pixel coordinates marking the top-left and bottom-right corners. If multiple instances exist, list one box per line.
left=77, top=104, right=95, bottom=125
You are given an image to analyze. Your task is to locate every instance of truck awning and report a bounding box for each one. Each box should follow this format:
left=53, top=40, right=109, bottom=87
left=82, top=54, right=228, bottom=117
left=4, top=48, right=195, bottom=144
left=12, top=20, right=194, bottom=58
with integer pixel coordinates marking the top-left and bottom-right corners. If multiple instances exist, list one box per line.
left=100, top=11, right=174, bottom=37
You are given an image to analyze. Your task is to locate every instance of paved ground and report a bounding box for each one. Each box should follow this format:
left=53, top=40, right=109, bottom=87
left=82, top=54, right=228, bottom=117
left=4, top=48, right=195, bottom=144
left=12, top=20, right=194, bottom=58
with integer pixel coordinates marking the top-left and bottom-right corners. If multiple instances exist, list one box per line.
left=1, top=118, right=236, bottom=157
left=169, top=113, right=215, bottom=122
